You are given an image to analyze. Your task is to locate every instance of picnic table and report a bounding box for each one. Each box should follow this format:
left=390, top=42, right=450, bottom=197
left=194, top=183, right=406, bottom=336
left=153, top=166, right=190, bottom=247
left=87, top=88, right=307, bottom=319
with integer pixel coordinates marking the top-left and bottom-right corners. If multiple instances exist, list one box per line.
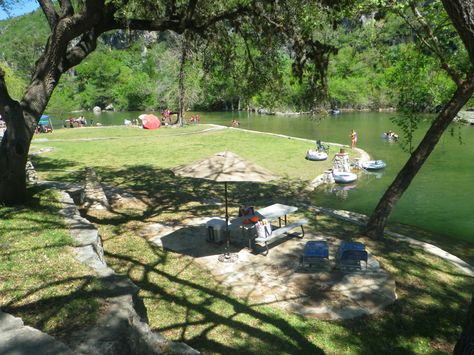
left=230, top=203, right=307, bottom=254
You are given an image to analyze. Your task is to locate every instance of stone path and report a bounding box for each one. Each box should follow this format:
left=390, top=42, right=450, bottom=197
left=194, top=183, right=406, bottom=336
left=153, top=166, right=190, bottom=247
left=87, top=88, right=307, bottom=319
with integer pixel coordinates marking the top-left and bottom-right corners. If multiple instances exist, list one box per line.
left=0, top=311, right=73, bottom=355
left=147, top=218, right=397, bottom=320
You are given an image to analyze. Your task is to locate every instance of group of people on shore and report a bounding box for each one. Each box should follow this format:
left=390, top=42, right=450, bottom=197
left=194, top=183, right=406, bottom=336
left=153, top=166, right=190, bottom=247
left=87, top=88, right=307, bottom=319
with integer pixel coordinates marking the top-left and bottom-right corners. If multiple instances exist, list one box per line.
left=64, top=115, right=91, bottom=128
left=190, top=115, right=201, bottom=124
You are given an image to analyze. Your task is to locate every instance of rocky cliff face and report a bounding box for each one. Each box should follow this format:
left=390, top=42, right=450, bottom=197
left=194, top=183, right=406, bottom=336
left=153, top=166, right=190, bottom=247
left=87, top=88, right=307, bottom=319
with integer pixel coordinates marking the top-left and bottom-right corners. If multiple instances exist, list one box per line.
left=99, top=30, right=161, bottom=49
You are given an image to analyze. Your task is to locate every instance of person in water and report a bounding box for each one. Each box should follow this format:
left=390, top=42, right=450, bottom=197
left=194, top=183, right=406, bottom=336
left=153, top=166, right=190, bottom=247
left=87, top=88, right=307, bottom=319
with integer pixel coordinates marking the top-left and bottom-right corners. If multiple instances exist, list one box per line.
left=350, top=129, right=358, bottom=148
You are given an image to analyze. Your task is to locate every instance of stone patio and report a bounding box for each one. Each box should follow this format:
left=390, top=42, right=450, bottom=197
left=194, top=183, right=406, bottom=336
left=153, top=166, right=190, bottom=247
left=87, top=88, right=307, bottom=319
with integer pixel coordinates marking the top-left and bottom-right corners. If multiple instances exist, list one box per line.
left=146, top=217, right=397, bottom=320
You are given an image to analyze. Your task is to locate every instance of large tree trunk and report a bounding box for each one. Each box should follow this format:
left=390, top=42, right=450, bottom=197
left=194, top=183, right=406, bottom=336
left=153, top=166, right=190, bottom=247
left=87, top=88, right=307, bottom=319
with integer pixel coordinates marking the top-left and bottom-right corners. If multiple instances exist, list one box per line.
left=455, top=294, right=474, bottom=354
left=365, top=79, right=474, bottom=239
left=0, top=101, right=35, bottom=204
left=312, top=51, right=331, bottom=112
left=0, top=65, right=46, bottom=204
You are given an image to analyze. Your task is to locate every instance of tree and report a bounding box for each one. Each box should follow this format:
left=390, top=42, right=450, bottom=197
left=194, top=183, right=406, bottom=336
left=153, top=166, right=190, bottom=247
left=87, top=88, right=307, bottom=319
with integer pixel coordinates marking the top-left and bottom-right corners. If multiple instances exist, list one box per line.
left=357, top=1, right=474, bottom=349
left=259, top=1, right=341, bottom=112
left=364, top=0, right=474, bottom=238
left=0, top=0, right=257, bottom=205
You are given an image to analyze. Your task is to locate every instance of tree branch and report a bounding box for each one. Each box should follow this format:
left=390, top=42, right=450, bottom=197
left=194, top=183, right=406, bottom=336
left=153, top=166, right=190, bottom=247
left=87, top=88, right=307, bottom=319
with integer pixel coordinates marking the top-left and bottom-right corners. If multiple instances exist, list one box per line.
left=409, top=3, right=463, bottom=86
left=0, top=68, right=19, bottom=124
left=119, top=18, right=183, bottom=33
left=441, top=0, right=474, bottom=66
left=186, top=0, right=199, bottom=21
left=237, top=28, right=256, bottom=70
left=62, top=29, right=100, bottom=72
left=195, top=5, right=253, bottom=34
left=59, top=0, right=74, bottom=17
left=38, top=0, right=59, bottom=30
left=395, top=5, right=462, bottom=86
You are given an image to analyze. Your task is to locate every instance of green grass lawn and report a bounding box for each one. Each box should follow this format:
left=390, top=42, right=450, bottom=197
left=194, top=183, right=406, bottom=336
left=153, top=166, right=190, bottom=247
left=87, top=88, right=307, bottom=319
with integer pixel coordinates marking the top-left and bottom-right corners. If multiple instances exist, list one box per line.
left=0, top=187, right=104, bottom=336
left=0, top=124, right=471, bottom=353
left=31, top=124, right=346, bottom=183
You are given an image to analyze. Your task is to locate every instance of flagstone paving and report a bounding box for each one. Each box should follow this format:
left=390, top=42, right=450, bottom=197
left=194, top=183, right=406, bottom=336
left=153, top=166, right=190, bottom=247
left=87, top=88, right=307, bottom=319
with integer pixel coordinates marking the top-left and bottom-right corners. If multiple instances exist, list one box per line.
left=147, top=218, right=397, bottom=320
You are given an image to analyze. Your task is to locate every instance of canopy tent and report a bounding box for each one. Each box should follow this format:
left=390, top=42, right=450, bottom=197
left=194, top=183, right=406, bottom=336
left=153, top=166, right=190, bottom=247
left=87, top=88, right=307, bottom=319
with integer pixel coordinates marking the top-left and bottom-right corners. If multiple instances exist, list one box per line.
left=39, top=115, right=50, bottom=126
left=139, top=114, right=161, bottom=129
left=172, top=151, right=278, bottom=261
left=37, top=115, right=53, bottom=133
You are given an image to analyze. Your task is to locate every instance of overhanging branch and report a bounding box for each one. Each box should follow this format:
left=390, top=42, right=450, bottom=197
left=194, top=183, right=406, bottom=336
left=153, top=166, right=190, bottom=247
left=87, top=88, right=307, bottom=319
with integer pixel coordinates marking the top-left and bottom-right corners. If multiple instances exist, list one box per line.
left=59, top=0, right=74, bottom=17
left=62, top=29, right=100, bottom=72
left=409, top=3, right=463, bottom=86
left=0, top=69, right=19, bottom=123
left=39, top=0, right=59, bottom=30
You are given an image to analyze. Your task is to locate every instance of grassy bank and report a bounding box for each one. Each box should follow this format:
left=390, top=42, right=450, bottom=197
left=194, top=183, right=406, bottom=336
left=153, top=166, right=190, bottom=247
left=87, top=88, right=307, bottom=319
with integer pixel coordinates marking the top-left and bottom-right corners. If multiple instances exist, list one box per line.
left=2, top=124, right=471, bottom=353
left=30, top=124, right=345, bottom=183
left=0, top=188, right=104, bottom=336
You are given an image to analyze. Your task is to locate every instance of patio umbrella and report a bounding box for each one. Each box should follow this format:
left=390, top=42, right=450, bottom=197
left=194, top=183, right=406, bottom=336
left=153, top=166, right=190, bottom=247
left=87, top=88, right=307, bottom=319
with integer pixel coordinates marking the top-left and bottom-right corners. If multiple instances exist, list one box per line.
left=172, top=151, right=278, bottom=260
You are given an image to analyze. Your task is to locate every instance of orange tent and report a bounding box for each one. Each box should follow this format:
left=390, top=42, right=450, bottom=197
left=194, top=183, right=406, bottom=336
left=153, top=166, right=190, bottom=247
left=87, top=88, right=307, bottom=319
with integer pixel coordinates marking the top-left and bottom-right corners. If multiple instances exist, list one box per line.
left=138, top=114, right=161, bottom=129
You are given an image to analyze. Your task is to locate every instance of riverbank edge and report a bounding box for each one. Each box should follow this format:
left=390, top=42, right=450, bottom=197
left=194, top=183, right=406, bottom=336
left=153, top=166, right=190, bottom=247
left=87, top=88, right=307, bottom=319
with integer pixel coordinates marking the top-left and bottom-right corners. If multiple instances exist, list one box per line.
left=214, top=124, right=370, bottom=189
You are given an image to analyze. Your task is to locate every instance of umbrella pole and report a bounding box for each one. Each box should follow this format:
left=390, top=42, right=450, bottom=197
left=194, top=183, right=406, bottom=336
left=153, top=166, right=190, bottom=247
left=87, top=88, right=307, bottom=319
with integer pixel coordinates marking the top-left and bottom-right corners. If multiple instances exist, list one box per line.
left=218, top=181, right=237, bottom=263
left=225, top=181, right=230, bottom=255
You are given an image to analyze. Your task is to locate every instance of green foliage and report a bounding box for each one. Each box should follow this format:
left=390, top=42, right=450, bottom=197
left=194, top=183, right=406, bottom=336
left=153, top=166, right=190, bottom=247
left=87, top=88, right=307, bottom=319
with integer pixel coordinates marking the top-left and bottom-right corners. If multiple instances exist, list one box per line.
left=388, top=44, right=455, bottom=112
left=0, top=60, right=26, bottom=100
left=386, top=43, right=455, bottom=151
left=0, top=9, right=48, bottom=79
left=0, top=1, right=470, bottom=114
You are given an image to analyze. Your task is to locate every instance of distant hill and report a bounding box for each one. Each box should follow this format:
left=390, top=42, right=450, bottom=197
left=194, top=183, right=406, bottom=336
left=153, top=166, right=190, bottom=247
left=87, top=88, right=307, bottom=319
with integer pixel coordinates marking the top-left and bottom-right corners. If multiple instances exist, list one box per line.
left=0, top=9, right=49, bottom=79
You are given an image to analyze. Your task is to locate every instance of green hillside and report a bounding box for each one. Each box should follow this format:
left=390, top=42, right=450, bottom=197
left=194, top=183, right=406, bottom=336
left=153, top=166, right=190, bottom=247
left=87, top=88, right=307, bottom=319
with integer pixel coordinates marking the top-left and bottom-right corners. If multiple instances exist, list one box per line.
left=0, top=7, right=461, bottom=114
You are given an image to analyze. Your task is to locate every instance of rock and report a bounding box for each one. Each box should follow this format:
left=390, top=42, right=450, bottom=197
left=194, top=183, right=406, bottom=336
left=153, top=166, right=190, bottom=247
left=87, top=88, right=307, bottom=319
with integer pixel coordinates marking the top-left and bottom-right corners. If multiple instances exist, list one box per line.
left=25, top=159, right=38, bottom=184
left=83, top=167, right=110, bottom=211
left=332, top=152, right=351, bottom=172
left=93, top=106, right=101, bottom=113
left=0, top=311, right=73, bottom=354
left=105, top=103, right=114, bottom=111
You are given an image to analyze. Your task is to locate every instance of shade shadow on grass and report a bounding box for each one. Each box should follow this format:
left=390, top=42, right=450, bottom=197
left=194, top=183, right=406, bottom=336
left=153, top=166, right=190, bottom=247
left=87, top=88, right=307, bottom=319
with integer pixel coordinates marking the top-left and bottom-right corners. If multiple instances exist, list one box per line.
left=25, top=158, right=474, bottom=353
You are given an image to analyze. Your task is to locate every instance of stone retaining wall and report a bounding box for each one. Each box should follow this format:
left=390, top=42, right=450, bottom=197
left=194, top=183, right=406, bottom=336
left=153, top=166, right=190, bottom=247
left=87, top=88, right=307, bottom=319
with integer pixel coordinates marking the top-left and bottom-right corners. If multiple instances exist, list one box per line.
left=3, top=160, right=199, bottom=354
left=59, top=189, right=199, bottom=354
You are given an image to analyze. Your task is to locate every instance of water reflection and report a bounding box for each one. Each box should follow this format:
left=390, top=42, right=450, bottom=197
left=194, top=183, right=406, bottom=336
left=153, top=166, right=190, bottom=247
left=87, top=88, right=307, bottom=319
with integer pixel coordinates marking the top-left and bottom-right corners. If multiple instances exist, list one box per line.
left=324, top=183, right=357, bottom=200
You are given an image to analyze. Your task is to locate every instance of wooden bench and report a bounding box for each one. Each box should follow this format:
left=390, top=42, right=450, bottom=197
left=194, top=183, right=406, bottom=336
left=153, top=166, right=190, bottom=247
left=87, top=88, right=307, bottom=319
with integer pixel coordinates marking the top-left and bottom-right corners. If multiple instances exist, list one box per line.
left=254, top=218, right=308, bottom=255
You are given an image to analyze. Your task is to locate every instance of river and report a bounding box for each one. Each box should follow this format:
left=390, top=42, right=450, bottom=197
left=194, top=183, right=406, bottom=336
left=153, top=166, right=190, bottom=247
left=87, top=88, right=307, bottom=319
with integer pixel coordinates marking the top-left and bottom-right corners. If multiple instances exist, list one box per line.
left=48, top=111, right=474, bottom=243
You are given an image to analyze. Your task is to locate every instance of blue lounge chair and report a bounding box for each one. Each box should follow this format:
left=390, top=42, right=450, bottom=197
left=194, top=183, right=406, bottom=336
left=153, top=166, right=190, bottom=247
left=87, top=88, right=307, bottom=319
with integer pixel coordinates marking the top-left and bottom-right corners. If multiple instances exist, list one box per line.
left=302, top=240, right=329, bottom=267
left=335, top=241, right=368, bottom=270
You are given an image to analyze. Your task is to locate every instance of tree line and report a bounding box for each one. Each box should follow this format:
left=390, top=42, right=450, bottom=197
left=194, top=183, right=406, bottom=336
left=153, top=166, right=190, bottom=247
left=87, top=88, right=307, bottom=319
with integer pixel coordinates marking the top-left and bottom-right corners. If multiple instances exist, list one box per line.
left=0, top=2, right=466, bottom=115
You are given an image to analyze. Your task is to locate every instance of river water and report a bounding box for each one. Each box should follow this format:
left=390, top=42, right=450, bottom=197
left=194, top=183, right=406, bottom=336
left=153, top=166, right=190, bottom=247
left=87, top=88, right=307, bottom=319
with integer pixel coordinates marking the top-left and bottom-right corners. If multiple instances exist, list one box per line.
left=48, top=111, right=474, bottom=242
